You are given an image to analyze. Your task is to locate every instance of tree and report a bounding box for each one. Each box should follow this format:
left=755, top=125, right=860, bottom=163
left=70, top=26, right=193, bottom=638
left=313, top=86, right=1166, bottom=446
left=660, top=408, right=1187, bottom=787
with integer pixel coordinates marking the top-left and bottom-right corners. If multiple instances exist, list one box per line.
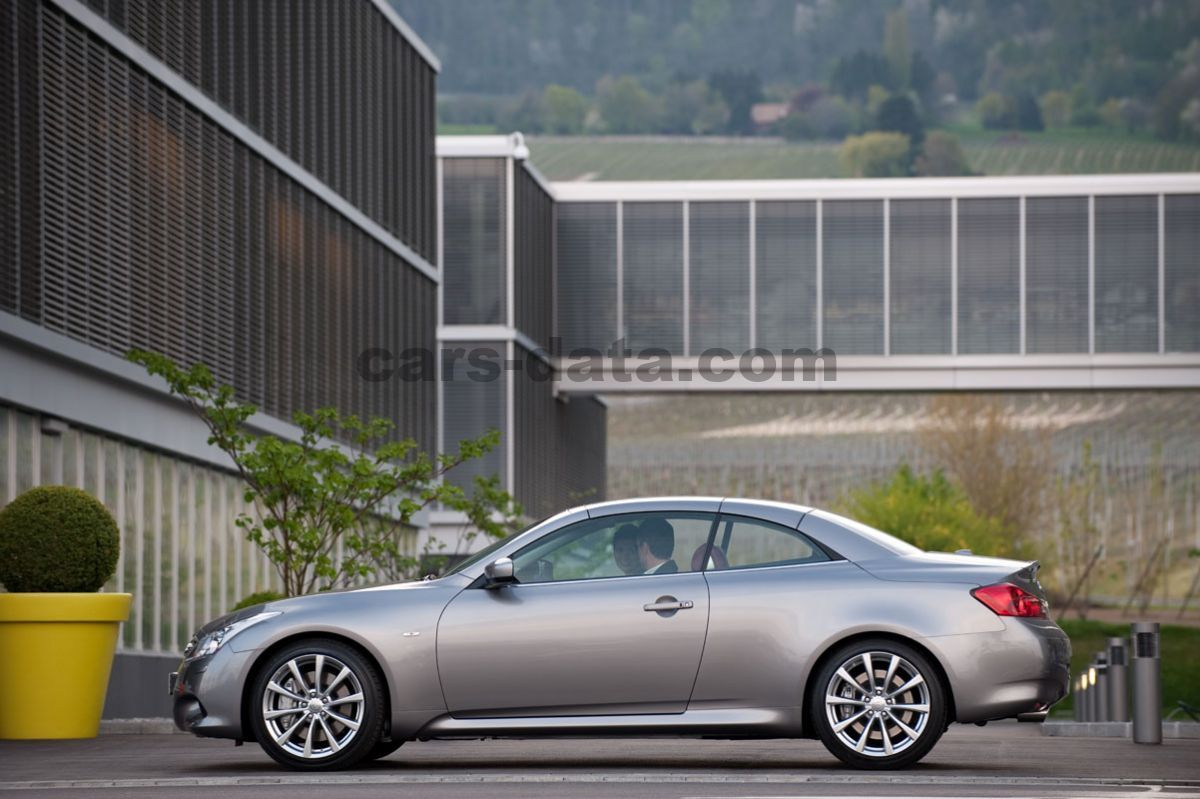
left=661, top=79, right=729, bottom=135
left=977, top=91, right=1016, bottom=130
left=1015, top=92, right=1044, bottom=131
left=498, top=89, right=544, bottom=133
left=1040, top=90, right=1070, bottom=128
left=541, top=85, right=587, bottom=134
left=597, top=74, right=658, bottom=134
left=913, top=131, right=973, bottom=176
left=127, top=350, right=522, bottom=597
left=920, top=395, right=1049, bottom=553
left=1053, top=440, right=1103, bottom=618
left=883, top=9, right=911, bottom=90
left=839, top=131, right=911, bottom=178
left=806, top=96, right=855, bottom=139
left=708, top=69, right=763, bottom=134
left=829, top=50, right=893, bottom=101
left=875, top=94, right=924, bottom=146
left=840, top=465, right=1009, bottom=556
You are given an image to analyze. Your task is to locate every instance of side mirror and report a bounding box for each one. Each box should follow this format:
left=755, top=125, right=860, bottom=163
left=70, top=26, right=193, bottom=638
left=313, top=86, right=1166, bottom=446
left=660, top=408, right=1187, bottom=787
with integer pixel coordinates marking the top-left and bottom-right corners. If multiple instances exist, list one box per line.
left=483, top=557, right=516, bottom=587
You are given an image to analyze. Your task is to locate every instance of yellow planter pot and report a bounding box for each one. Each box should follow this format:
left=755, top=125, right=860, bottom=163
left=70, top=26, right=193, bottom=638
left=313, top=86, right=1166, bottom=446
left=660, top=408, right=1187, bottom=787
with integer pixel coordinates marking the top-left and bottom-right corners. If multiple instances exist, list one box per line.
left=0, top=592, right=132, bottom=739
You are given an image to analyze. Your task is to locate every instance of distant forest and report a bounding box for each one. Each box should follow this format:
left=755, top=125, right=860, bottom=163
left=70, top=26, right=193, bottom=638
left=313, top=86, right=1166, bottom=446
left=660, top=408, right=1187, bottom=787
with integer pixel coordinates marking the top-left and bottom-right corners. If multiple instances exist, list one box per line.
left=392, top=0, right=1198, bottom=107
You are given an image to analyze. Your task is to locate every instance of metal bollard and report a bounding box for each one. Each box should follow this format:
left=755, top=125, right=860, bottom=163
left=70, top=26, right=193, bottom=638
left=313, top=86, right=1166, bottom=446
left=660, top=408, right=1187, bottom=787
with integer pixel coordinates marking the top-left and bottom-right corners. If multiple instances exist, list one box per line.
left=1107, top=636, right=1129, bottom=722
left=1086, top=666, right=1098, bottom=722
left=1093, top=654, right=1109, bottom=722
left=1074, top=674, right=1084, bottom=721
left=1131, top=621, right=1162, bottom=744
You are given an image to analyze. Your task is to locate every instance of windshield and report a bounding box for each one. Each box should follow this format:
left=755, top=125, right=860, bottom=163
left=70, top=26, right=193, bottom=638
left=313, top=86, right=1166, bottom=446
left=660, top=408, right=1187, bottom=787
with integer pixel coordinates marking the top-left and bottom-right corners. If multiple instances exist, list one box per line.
left=451, top=513, right=555, bottom=573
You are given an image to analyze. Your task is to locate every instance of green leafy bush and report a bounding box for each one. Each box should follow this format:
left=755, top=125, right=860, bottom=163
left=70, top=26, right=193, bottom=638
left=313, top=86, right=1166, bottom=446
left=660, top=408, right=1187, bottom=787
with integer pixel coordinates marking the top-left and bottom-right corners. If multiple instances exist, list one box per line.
left=839, top=131, right=911, bottom=177
left=840, top=465, right=1010, bottom=556
left=231, top=591, right=286, bottom=612
left=0, top=485, right=120, bottom=592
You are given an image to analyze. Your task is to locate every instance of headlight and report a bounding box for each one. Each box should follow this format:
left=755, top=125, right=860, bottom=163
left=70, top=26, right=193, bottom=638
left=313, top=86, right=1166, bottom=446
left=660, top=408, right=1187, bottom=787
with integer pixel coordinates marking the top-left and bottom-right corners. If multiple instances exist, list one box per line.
left=184, top=611, right=281, bottom=660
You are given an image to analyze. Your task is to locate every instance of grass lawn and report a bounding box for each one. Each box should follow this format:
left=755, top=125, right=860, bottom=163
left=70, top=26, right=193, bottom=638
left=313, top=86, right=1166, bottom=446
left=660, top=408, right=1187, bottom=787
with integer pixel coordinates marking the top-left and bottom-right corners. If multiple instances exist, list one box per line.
left=1052, top=618, right=1200, bottom=718
left=524, top=132, right=1200, bottom=181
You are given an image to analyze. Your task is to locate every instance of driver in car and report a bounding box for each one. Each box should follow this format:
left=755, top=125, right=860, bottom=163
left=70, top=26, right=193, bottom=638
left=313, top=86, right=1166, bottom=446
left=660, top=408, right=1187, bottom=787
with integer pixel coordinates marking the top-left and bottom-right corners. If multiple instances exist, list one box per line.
left=636, top=517, right=678, bottom=574
left=612, top=524, right=642, bottom=575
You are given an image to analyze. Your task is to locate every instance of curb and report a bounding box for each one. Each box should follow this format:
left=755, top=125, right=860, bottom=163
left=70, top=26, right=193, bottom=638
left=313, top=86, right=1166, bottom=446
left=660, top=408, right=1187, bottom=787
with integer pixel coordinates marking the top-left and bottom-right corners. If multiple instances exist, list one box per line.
left=1042, top=721, right=1200, bottom=739
left=99, top=719, right=181, bottom=735
left=4, top=774, right=1200, bottom=791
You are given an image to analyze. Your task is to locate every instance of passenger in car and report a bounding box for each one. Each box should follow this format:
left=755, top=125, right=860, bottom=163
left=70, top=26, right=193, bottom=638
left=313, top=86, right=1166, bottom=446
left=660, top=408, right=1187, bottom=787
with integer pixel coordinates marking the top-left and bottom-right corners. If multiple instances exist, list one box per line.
left=612, top=524, right=642, bottom=575
left=637, top=518, right=678, bottom=574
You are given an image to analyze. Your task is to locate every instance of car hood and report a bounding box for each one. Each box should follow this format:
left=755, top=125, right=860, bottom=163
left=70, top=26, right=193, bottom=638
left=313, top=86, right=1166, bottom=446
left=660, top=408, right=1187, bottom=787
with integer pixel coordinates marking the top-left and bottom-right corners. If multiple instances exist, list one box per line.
left=201, top=574, right=470, bottom=631
left=856, top=551, right=1038, bottom=589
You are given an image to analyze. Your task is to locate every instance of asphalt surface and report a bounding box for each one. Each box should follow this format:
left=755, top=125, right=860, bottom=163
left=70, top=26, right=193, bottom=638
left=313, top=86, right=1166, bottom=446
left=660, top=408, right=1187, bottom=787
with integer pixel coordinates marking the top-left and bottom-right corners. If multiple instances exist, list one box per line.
left=1, top=722, right=1197, bottom=798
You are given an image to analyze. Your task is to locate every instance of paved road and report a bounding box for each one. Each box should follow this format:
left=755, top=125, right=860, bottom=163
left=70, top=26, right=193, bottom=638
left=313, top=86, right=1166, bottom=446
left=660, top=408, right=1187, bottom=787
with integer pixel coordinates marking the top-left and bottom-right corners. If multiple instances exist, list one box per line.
left=1, top=722, right=1197, bottom=798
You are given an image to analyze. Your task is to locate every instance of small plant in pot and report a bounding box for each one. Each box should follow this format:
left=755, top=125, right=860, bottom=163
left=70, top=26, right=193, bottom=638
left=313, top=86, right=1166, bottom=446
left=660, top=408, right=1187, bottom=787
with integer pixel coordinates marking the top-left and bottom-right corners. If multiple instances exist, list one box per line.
left=0, top=485, right=131, bottom=739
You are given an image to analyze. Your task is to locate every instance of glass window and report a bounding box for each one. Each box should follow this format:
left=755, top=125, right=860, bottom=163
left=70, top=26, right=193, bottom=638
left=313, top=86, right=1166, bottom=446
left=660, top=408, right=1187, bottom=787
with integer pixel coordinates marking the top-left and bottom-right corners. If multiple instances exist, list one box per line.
left=510, top=512, right=716, bottom=583
left=709, top=515, right=831, bottom=571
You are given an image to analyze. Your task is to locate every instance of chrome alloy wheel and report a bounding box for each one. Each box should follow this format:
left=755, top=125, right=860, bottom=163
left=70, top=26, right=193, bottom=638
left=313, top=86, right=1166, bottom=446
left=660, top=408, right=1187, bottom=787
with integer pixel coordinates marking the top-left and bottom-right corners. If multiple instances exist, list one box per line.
left=823, top=651, right=931, bottom=758
left=261, top=654, right=365, bottom=760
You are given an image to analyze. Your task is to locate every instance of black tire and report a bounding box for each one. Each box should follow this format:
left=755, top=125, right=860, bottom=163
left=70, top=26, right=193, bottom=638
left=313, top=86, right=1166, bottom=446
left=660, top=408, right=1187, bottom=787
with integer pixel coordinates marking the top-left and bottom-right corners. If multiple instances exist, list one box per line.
left=368, top=738, right=404, bottom=761
left=249, top=638, right=385, bottom=771
left=809, top=638, right=948, bottom=770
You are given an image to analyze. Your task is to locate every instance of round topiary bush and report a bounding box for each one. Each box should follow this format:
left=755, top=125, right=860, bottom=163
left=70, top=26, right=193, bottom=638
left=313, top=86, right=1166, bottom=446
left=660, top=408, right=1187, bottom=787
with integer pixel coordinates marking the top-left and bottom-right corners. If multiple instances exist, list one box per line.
left=0, top=485, right=120, bottom=592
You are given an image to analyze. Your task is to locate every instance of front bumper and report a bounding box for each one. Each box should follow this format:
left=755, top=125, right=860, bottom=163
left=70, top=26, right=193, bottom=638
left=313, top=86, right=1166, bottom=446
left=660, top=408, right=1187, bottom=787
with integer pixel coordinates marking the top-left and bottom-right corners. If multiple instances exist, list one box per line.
left=171, top=645, right=256, bottom=740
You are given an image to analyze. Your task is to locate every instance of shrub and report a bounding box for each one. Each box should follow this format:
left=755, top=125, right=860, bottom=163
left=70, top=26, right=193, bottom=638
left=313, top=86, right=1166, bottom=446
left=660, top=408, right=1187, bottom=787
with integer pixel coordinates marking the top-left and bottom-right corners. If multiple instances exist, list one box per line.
left=0, top=485, right=120, bottom=592
left=839, top=131, right=911, bottom=177
left=977, top=91, right=1016, bottom=129
left=1040, top=90, right=1070, bottom=128
left=914, top=130, right=973, bottom=176
left=840, top=465, right=1009, bottom=556
left=231, top=590, right=286, bottom=612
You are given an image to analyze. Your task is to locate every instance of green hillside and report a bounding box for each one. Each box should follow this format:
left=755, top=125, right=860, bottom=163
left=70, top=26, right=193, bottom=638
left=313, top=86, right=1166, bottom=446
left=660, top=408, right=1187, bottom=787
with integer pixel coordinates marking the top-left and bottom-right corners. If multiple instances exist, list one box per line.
left=528, top=133, right=1200, bottom=181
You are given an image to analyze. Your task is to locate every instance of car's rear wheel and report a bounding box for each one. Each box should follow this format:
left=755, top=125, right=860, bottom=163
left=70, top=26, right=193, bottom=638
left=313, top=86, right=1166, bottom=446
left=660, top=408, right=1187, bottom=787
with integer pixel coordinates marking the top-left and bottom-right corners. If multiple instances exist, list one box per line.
left=810, top=638, right=947, bottom=770
left=249, top=639, right=384, bottom=770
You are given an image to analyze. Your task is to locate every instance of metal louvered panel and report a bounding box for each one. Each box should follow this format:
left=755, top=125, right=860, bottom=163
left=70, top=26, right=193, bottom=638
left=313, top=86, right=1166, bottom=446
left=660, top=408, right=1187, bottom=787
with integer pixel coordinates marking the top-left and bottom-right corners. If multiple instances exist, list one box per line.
left=755, top=201, right=817, bottom=354
left=512, top=350, right=607, bottom=517
left=515, top=166, right=554, bottom=349
left=442, top=342, right=506, bottom=492
left=0, top=2, right=17, bottom=316
left=689, top=201, right=749, bottom=355
left=958, top=197, right=1019, bottom=354
left=623, top=202, right=683, bottom=355
left=10, top=1, right=436, bottom=454
left=92, top=0, right=436, bottom=261
left=823, top=200, right=883, bottom=355
left=442, top=158, right=506, bottom=325
left=1165, top=195, right=1200, bottom=352
left=889, top=199, right=951, bottom=355
left=556, top=202, right=617, bottom=355
left=1026, top=196, right=1088, bottom=353
left=1095, top=195, right=1158, bottom=353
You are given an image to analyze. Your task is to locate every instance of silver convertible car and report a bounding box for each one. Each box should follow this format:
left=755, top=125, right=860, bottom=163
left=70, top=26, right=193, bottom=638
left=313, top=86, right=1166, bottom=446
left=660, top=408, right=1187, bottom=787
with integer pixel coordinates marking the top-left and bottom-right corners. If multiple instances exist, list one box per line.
left=171, top=497, right=1070, bottom=771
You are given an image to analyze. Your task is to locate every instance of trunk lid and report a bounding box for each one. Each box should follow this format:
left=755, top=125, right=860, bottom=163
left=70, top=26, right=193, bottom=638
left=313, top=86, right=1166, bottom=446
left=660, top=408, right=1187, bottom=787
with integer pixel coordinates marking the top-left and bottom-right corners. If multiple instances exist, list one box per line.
left=857, top=551, right=1046, bottom=598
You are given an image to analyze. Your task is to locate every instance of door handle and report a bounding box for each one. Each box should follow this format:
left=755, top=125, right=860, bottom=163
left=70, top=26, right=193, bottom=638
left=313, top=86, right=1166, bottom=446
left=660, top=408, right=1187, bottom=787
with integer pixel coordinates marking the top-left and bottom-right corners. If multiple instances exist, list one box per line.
left=643, top=598, right=694, bottom=612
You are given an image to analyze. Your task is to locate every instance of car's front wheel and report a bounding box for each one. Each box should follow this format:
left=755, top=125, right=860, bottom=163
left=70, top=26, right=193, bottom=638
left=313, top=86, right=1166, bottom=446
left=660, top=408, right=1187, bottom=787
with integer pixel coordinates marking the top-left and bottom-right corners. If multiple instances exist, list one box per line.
left=249, top=638, right=384, bottom=770
left=810, top=639, right=947, bottom=770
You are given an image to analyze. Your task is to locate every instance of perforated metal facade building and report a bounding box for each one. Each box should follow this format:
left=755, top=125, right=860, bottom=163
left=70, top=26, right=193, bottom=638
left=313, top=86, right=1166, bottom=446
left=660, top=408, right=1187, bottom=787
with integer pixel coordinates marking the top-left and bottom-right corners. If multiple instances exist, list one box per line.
left=0, top=0, right=443, bottom=684
left=551, top=175, right=1200, bottom=391
left=437, top=137, right=607, bottom=521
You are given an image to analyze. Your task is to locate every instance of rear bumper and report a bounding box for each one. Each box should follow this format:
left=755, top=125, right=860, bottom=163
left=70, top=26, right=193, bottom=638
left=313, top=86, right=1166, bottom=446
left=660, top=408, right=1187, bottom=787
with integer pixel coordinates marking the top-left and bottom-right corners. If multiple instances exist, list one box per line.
left=932, top=617, right=1071, bottom=724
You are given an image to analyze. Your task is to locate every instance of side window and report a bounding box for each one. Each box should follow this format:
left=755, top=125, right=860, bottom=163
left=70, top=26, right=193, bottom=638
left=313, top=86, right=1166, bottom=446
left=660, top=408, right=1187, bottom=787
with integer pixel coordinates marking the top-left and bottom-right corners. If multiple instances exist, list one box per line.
left=510, top=512, right=716, bottom=584
left=709, top=515, right=831, bottom=571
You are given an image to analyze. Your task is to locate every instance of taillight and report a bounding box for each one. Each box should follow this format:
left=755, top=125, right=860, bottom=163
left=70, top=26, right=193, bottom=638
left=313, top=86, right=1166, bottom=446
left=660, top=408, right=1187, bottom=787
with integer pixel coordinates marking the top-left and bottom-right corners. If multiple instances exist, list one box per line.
left=971, top=582, right=1047, bottom=618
